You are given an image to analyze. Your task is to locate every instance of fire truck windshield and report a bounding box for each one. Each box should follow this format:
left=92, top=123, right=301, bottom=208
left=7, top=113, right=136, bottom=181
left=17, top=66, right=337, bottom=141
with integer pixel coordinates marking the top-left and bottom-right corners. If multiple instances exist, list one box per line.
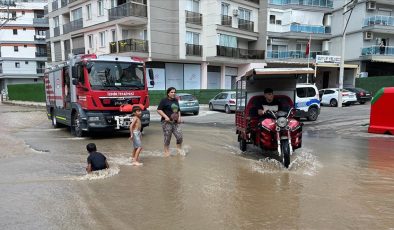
left=86, top=61, right=145, bottom=90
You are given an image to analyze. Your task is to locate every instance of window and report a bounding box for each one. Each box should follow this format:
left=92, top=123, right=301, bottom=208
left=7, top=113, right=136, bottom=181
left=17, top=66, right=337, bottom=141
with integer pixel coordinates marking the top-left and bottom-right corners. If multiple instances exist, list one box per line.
left=86, top=4, right=92, bottom=20
left=72, top=7, right=82, bottom=20
left=307, top=88, right=316, bottom=97
left=24, top=45, right=27, bottom=48
left=110, top=0, right=116, bottom=8
left=325, top=90, right=335, bottom=94
left=54, top=16, right=59, bottom=27
left=99, top=32, right=106, bottom=47
left=88, top=34, right=93, bottom=48
left=270, top=15, right=275, bottom=24
left=11, top=11, right=16, bottom=18
left=14, top=46, right=18, bottom=52
left=15, top=62, right=20, bottom=68
left=186, top=31, right=199, bottom=44
left=111, top=30, right=116, bottom=42
left=297, top=88, right=307, bottom=98
left=218, top=34, right=237, bottom=48
left=221, top=2, right=229, bottom=16
left=23, top=28, right=26, bottom=31
left=13, top=29, right=17, bottom=35
left=98, top=0, right=104, bottom=16
left=239, top=8, right=251, bottom=21
left=22, top=11, right=25, bottom=15
left=25, top=61, right=29, bottom=64
left=276, top=20, right=282, bottom=25
left=186, top=0, right=199, bottom=12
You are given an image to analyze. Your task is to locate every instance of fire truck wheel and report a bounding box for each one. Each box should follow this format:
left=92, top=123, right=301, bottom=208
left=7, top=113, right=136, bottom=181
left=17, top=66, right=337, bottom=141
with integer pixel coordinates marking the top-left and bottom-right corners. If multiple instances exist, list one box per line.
left=72, top=111, right=85, bottom=137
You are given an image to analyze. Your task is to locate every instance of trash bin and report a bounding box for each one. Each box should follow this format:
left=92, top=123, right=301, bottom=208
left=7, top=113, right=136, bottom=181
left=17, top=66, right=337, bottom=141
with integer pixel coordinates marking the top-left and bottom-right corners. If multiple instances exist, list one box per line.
left=368, top=87, right=394, bottom=135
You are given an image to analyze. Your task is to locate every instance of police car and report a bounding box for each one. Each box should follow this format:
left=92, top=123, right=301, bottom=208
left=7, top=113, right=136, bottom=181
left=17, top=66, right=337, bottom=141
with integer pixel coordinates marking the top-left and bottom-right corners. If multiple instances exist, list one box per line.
left=295, top=83, right=320, bottom=121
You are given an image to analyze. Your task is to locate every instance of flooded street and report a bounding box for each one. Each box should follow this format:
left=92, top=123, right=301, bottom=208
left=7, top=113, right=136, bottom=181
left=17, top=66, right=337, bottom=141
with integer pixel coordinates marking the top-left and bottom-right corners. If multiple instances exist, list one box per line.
left=1, top=103, right=393, bottom=229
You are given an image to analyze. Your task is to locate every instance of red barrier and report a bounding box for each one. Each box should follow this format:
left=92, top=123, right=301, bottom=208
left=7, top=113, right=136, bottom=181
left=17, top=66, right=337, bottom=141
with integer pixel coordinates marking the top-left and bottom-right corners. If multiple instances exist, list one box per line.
left=368, top=87, right=394, bottom=135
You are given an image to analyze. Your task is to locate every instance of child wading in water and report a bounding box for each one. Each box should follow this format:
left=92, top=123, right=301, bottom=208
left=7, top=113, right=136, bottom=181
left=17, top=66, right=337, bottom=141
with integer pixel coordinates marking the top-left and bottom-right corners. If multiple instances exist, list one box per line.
left=129, top=107, right=143, bottom=166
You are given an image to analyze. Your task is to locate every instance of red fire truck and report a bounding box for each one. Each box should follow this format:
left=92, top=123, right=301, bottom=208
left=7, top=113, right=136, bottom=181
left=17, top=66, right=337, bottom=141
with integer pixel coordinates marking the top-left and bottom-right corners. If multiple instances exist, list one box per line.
left=44, top=54, right=154, bottom=137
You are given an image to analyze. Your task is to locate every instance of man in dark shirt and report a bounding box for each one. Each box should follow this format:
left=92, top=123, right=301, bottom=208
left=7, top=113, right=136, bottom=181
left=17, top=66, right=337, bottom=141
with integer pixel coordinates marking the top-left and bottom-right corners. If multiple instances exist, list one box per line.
left=86, top=143, right=109, bottom=173
left=257, top=88, right=283, bottom=119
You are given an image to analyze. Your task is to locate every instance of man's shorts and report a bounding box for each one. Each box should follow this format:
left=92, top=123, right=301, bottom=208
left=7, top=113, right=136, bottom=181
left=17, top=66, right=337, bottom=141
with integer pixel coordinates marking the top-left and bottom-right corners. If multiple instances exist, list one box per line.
left=132, top=131, right=142, bottom=149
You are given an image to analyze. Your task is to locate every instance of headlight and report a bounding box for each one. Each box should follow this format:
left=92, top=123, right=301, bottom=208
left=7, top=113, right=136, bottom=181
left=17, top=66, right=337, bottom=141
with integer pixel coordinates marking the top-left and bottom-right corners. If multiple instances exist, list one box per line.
left=277, top=117, right=287, bottom=128
left=88, top=116, right=100, bottom=121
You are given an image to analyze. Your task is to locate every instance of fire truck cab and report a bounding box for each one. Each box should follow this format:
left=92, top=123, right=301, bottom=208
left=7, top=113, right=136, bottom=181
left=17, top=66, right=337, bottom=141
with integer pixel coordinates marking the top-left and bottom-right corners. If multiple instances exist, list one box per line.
left=44, top=54, right=154, bottom=137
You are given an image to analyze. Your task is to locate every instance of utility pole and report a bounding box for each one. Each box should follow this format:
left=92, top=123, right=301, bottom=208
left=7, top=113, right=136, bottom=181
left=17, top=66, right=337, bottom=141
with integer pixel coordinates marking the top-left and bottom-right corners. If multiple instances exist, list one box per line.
left=338, top=0, right=357, bottom=107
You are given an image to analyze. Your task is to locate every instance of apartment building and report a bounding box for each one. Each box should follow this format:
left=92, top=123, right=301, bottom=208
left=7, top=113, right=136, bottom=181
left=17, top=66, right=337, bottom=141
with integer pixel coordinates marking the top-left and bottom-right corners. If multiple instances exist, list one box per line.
left=0, top=0, right=48, bottom=93
left=330, top=0, right=394, bottom=77
left=46, top=0, right=266, bottom=90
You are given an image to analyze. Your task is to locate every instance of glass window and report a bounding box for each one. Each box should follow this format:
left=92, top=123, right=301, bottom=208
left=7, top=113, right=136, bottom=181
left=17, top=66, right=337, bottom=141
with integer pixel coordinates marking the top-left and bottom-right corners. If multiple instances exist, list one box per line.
left=186, top=0, right=199, bottom=12
left=270, top=15, right=275, bottom=24
left=297, top=88, right=306, bottom=98
left=220, top=93, right=228, bottom=99
left=86, top=4, right=92, bottom=20
left=218, top=34, right=237, bottom=48
left=239, top=8, right=251, bottom=21
left=88, top=34, right=93, bottom=48
left=98, top=0, right=104, bottom=16
left=15, top=62, right=20, bottom=68
left=110, top=0, right=116, bottom=8
left=325, top=90, right=335, bottom=94
left=14, top=46, right=18, bottom=51
left=99, top=32, right=106, bottom=47
left=221, top=3, right=229, bottom=15
left=186, top=31, right=199, bottom=45
left=54, top=16, right=59, bottom=27
left=13, top=29, right=17, bottom=35
left=307, top=88, right=316, bottom=97
left=111, top=30, right=116, bottom=42
left=72, top=7, right=82, bottom=20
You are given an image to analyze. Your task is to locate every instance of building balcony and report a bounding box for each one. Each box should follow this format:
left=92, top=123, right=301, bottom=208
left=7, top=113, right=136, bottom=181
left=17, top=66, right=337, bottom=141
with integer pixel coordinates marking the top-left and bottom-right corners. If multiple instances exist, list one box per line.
left=238, top=19, right=254, bottom=32
left=52, top=0, right=58, bottom=11
left=216, top=45, right=265, bottom=59
left=37, top=68, right=46, bottom=74
left=33, top=18, right=49, bottom=25
left=290, top=24, right=330, bottom=34
left=63, top=18, right=83, bottom=34
left=266, top=50, right=326, bottom=59
left=186, top=10, right=202, bottom=25
left=108, top=2, right=147, bottom=21
left=221, top=15, right=232, bottom=26
left=361, top=46, right=394, bottom=56
left=363, top=15, right=394, bottom=32
left=109, top=38, right=149, bottom=53
left=269, top=0, right=333, bottom=8
left=34, top=34, right=46, bottom=40
left=53, top=26, right=60, bottom=37
left=61, top=0, right=68, bottom=8
left=72, top=48, right=85, bottom=55
left=186, top=43, right=202, bottom=56
left=35, top=51, right=48, bottom=57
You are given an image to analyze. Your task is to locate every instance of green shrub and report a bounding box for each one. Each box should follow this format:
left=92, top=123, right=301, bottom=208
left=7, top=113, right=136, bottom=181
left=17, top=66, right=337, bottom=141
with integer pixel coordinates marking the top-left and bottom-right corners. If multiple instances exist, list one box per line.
left=355, top=76, right=394, bottom=96
left=7, top=83, right=45, bottom=102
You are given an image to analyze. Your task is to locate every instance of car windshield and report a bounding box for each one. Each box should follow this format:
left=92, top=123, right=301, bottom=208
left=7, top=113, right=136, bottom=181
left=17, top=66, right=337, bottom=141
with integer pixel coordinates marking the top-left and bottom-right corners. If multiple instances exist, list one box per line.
left=179, top=95, right=196, bottom=101
left=87, top=61, right=145, bottom=90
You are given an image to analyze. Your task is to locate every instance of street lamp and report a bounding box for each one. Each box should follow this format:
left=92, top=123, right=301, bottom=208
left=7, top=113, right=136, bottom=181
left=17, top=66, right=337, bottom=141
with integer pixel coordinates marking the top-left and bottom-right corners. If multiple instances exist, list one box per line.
left=338, top=0, right=357, bottom=107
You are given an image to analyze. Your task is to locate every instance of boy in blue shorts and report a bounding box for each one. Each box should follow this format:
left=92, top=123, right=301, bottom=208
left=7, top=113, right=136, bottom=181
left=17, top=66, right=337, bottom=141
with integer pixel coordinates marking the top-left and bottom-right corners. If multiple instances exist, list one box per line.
left=129, top=107, right=143, bottom=166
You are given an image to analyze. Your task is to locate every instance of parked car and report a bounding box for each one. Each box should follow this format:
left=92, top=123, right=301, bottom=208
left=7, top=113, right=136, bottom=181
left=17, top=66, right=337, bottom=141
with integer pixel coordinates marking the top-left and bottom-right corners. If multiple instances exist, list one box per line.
left=319, top=88, right=357, bottom=107
left=344, top=87, right=372, bottom=104
left=295, top=83, right=320, bottom=121
left=209, top=91, right=236, bottom=113
left=176, top=93, right=199, bottom=115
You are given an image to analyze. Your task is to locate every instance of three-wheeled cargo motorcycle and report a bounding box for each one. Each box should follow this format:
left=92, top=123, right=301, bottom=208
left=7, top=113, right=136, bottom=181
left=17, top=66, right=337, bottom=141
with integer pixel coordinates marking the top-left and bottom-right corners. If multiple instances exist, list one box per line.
left=235, top=68, right=315, bottom=168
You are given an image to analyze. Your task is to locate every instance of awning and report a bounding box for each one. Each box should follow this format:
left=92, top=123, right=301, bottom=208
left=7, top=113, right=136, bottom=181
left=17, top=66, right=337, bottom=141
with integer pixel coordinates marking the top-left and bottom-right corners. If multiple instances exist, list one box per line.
left=314, top=63, right=359, bottom=69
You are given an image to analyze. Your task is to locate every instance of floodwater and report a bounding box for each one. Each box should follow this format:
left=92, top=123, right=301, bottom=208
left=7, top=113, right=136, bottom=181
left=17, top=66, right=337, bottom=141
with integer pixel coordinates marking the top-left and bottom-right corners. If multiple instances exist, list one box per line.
left=1, top=104, right=394, bottom=229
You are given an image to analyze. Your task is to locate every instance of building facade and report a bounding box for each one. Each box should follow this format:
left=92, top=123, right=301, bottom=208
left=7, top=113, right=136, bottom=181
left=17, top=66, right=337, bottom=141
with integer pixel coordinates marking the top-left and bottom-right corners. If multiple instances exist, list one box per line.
left=0, top=0, right=48, bottom=93
left=46, top=0, right=267, bottom=90
left=330, top=0, right=394, bottom=77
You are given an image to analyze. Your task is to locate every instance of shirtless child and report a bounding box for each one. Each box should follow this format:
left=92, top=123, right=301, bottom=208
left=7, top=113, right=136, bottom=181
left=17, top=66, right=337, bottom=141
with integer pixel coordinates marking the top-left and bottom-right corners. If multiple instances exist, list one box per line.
left=129, top=107, right=143, bottom=166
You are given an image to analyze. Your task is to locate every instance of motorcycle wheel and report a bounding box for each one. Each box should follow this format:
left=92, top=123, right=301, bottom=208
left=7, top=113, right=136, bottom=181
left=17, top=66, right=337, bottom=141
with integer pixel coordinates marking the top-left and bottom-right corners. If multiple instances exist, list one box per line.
left=280, top=139, right=291, bottom=168
left=239, top=135, right=247, bottom=152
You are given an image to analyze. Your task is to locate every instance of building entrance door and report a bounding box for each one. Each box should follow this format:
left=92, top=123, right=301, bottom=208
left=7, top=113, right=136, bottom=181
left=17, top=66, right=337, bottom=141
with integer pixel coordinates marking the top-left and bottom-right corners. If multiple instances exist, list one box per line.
left=323, top=71, right=329, bottom=89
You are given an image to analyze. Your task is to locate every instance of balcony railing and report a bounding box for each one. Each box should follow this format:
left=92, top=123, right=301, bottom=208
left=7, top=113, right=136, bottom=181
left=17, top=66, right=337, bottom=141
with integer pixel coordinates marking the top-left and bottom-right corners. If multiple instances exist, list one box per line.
left=72, top=48, right=85, bottom=55
left=35, top=51, right=48, bottom=57
left=37, top=68, right=46, bottom=74
left=269, top=0, right=333, bottom=8
left=52, top=0, right=58, bottom=11
left=290, top=24, right=330, bottom=34
left=238, top=19, right=254, bottom=32
left=216, top=45, right=265, bottom=59
left=186, top=10, right=202, bottom=25
left=34, top=34, right=46, bottom=40
left=110, top=38, right=149, bottom=53
left=186, top=43, right=202, bottom=56
left=266, top=50, right=326, bottom=59
left=33, top=18, right=49, bottom=25
left=61, top=0, right=68, bottom=8
left=53, top=26, right=60, bottom=37
left=108, top=2, right=147, bottom=20
left=363, top=15, right=394, bottom=27
left=221, top=15, right=232, bottom=26
left=63, top=18, right=83, bottom=34
left=361, top=46, right=394, bottom=56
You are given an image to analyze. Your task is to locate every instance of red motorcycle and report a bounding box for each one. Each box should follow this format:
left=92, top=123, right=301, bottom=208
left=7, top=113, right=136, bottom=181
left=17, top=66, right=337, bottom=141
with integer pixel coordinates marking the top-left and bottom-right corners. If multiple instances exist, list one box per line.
left=235, top=68, right=313, bottom=167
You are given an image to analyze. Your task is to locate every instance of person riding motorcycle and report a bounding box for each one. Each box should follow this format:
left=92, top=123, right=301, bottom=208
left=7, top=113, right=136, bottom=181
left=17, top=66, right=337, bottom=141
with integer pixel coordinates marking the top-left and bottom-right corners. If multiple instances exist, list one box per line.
left=257, top=88, right=285, bottom=120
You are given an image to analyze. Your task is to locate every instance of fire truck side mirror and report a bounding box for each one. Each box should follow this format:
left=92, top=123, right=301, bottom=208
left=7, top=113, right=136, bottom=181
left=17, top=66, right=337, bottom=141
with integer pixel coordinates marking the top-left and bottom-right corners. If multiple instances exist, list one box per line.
left=148, top=69, right=154, bottom=81
left=71, top=66, right=78, bottom=79
left=150, top=80, right=155, bottom=86
left=72, top=79, right=78, bottom=85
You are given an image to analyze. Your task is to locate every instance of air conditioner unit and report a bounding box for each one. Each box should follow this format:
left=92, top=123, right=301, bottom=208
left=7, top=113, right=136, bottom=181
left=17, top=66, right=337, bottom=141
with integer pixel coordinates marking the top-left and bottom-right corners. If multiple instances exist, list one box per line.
left=364, top=31, right=373, bottom=40
left=366, top=1, right=376, bottom=10
left=232, top=9, right=238, bottom=17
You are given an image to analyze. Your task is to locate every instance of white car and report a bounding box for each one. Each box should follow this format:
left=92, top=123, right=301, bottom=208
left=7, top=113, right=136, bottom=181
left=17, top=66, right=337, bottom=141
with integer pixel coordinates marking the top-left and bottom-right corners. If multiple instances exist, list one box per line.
left=319, top=88, right=357, bottom=107
left=295, top=84, right=320, bottom=121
